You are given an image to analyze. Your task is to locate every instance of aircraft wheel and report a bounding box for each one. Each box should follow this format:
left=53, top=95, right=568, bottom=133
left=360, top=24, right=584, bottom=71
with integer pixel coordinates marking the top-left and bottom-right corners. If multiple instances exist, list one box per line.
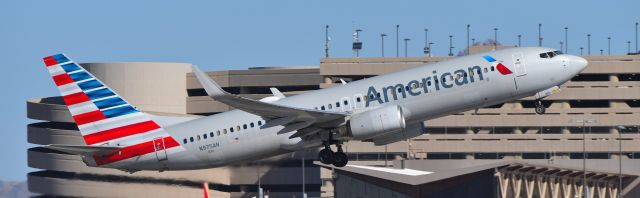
left=319, top=148, right=335, bottom=164
left=535, top=100, right=546, bottom=114
left=332, top=152, right=348, bottom=167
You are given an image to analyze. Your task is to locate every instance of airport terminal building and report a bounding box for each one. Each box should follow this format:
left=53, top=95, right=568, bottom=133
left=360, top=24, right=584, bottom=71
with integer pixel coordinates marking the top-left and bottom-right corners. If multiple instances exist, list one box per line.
left=27, top=46, right=640, bottom=197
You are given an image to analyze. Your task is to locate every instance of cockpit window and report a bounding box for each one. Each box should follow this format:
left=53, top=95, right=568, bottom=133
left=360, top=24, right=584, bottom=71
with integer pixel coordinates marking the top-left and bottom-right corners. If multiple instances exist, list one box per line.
left=539, top=50, right=562, bottom=59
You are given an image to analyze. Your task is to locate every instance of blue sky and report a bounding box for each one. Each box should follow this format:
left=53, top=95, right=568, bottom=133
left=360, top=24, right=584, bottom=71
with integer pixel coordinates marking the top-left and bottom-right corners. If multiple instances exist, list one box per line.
left=0, top=0, right=638, bottom=181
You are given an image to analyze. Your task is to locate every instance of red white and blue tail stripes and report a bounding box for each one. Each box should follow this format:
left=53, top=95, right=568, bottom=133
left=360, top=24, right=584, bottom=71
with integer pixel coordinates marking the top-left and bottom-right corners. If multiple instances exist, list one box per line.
left=43, top=54, right=181, bottom=166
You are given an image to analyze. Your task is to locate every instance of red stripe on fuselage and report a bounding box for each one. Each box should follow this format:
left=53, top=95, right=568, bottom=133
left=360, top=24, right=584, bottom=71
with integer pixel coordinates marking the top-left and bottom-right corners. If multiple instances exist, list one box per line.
left=83, top=120, right=161, bottom=145
left=73, top=110, right=107, bottom=125
left=62, top=92, right=91, bottom=106
left=93, top=136, right=179, bottom=166
left=43, top=56, right=58, bottom=66
left=52, top=73, right=74, bottom=86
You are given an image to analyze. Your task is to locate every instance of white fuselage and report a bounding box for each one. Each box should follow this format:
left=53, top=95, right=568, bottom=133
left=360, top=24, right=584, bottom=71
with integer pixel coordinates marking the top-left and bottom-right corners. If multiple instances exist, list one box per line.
left=102, top=47, right=587, bottom=171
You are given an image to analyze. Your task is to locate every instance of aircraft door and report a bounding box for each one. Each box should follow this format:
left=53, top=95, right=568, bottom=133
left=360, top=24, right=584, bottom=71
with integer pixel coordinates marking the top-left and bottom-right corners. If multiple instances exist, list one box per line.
left=512, top=53, right=527, bottom=77
left=153, top=137, right=168, bottom=161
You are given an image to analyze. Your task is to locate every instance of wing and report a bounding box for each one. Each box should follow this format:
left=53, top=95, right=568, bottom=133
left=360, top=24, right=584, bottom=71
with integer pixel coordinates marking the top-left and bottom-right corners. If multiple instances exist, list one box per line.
left=191, top=65, right=349, bottom=137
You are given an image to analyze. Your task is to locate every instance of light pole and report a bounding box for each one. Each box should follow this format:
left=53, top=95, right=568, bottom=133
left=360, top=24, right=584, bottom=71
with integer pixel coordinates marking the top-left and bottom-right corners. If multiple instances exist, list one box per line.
left=560, top=42, right=564, bottom=53
left=517, top=35, right=522, bottom=47
left=448, top=35, right=454, bottom=56
left=404, top=38, right=411, bottom=57
left=574, top=118, right=597, bottom=198
left=617, top=125, right=626, bottom=198
left=538, top=23, right=542, bottom=46
left=600, top=49, right=604, bottom=55
left=325, top=25, right=330, bottom=58
left=428, top=42, right=434, bottom=57
left=580, top=47, right=584, bottom=56
left=493, top=28, right=498, bottom=50
left=587, top=34, right=591, bottom=56
left=628, top=41, right=632, bottom=54
left=424, top=28, right=429, bottom=56
left=381, top=34, right=387, bottom=57
left=608, top=37, right=612, bottom=55
left=467, top=24, right=470, bottom=55
left=636, top=22, right=640, bottom=53
left=396, top=25, right=400, bottom=57
left=565, top=27, right=569, bottom=53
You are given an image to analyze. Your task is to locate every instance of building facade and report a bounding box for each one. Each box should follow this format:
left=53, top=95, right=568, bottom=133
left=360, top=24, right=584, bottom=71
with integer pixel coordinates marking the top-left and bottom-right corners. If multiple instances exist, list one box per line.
left=27, top=47, right=640, bottom=197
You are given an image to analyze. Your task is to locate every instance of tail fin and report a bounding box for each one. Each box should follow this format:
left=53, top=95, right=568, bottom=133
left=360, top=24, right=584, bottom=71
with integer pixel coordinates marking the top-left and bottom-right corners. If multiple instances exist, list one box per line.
left=43, top=54, right=163, bottom=146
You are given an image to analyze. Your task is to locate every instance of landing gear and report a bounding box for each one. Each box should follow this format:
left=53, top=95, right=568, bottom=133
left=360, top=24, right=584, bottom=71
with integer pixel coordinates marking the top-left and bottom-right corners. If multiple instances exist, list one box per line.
left=318, top=141, right=349, bottom=167
left=535, top=100, right=546, bottom=114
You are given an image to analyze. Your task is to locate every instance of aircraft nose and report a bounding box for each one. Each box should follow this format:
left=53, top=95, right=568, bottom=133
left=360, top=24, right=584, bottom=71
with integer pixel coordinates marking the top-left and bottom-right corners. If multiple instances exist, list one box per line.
left=571, top=55, right=588, bottom=71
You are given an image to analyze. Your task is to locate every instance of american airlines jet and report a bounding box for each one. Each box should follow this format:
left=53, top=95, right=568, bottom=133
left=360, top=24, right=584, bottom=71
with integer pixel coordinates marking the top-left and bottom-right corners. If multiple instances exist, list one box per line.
left=42, top=47, right=587, bottom=172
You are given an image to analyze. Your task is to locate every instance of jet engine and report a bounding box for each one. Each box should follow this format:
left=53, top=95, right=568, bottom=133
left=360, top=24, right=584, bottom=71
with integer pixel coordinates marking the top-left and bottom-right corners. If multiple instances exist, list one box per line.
left=345, top=105, right=406, bottom=140
left=371, top=122, right=425, bottom=146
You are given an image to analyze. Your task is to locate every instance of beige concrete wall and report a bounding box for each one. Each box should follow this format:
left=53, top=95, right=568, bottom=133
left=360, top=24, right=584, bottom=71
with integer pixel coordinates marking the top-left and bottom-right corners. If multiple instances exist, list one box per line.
left=83, top=62, right=192, bottom=114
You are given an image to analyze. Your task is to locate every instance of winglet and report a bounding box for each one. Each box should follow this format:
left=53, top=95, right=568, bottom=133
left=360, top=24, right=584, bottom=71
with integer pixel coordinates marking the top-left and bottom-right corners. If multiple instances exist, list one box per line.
left=192, top=65, right=227, bottom=98
left=339, top=79, right=347, bottom=85
left=270, top=88, right=285, bottom=98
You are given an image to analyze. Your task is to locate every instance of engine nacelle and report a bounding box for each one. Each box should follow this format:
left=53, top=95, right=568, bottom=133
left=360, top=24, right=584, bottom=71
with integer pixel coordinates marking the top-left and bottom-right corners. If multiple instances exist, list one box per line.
left=372, top=122, right=425, bottom=146
left=347, top=105, right=406, bottom=140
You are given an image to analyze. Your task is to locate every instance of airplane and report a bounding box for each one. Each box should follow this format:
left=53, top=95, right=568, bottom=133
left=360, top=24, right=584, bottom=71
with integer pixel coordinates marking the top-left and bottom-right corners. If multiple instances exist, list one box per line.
left=41, top=47, right=587, bottom=172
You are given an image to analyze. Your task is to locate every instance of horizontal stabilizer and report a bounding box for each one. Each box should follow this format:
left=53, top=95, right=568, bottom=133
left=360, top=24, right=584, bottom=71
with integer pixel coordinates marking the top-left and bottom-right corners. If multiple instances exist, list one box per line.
left=45, top=144, right=121, bottom=156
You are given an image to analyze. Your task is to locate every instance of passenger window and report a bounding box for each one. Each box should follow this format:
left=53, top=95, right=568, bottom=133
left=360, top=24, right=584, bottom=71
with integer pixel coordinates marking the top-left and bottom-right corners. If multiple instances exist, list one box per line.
left=258, top=121, right=263, bottom=126
left=223, top=129, right=228, bottom=134
left=328, top=104, right=332, bottom=109
left=397, top=88, right=402, bottom=92
left=491, top=66, right=495, bottom=71
left=484, top=68, right=488, bottom=73
left=217, top=130, right=221, bottom=136
left=190, top=137, right=194, bottom=142
left=321, top=106, right=325, bottom=110
left=356, top=97, right=361, bottom=102
left=230, top=127, right=234, bottom=132
left=183, top=139, right=187, bottom=144
left=197, top=135, right=201, bottom=140
left=427, top=81, right=432, bottom=86
left=243, top=124, right=247, bottom=129
left=236, top=126, right=240, bottom=131
left=344, top=100, right=348, bottom=105
left=336, top=102, right=340, bottom=107
left=210, top=132, right=214, bottom=137
left=250, top=122, right=254, bottom=128
left=540, top=53, right=548, bottom=58
left=470, top=71, right=474, bottom=76
left=314, top=107, right=318, bottom=110
left=203, top=134, right=207, bottom=139
left=442, top=77, right=446, bottom=83
left=376, top=93, right=381, bottom=98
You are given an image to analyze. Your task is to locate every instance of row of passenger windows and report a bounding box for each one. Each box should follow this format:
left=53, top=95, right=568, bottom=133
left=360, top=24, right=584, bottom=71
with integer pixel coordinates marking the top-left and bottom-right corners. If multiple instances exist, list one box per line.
left=182, top=120, right=264, bottom=144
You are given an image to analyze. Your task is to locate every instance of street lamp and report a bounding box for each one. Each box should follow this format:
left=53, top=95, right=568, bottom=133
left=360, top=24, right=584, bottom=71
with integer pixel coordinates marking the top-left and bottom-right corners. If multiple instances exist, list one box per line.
left=608, top=37, right=612, bottom=55
left=565, top=27, right=569, bottom=53
left=517, top=34, right=522, bottom=47
left=424, top=28, right=429, bottom=56
left=628, top=41, right=632, bottom=54
left=324, top=25, right=330, bottom=58
left=600, top=49, right=604, bottom=55
left=448, top=35, right=454, bottom=56
left=404, top=38, right=411, bottom=57
left=396, top=25, right=400, bottom=57
left=574, top=118, right=597, bottom=198
left=428, top=42, right=434, bottom=57
left=560, top=42, right=564, bottom=53
left=381, top=34, right=387, bottom=57
left=493, top=28, right=498, bottom=50
left=538, top=23, right=542, bottom=46
left=467, top=24, right=470, bottom=55
left=636, top=22, right=639, bottom=53
left=580, top=47, right=584, bottom=56
left=587, top=34, right=591, bottom=56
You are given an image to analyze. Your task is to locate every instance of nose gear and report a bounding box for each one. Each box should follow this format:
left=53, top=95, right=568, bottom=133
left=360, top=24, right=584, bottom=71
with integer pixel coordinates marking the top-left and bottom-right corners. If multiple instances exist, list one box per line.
left=535, top=100, right=546, bottom=114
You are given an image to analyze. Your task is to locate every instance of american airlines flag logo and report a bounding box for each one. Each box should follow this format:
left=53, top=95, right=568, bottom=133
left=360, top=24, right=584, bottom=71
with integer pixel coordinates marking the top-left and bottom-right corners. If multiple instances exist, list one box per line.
left=483, top=55, right=513, bottom=75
